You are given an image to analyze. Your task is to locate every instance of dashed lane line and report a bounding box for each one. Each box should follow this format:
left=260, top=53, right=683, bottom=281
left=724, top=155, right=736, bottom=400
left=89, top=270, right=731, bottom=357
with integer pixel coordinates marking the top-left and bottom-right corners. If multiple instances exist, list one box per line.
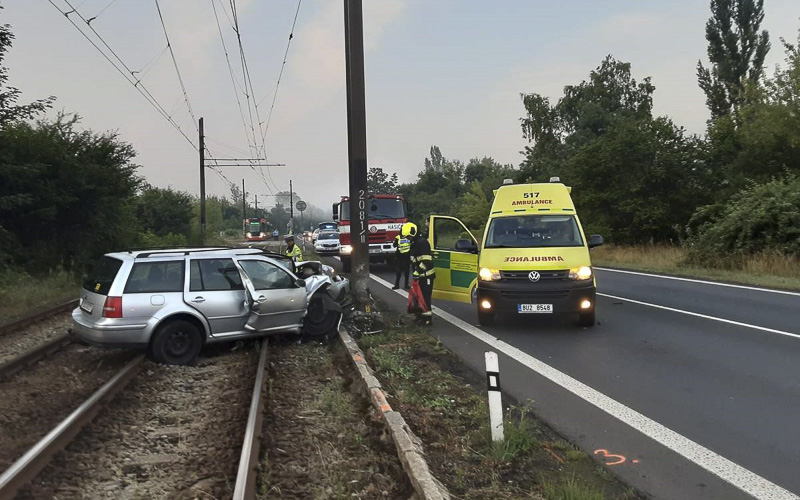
left=370, top=274, right=799, bottom=500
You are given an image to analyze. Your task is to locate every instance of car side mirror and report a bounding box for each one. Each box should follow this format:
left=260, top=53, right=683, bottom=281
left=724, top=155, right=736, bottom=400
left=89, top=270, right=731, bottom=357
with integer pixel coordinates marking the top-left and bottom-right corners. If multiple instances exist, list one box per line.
left=588, top=234, right=604, bottom=249
left=296, top=278, right=306, bottom=288
left=454, top=238, right=479, bottom=254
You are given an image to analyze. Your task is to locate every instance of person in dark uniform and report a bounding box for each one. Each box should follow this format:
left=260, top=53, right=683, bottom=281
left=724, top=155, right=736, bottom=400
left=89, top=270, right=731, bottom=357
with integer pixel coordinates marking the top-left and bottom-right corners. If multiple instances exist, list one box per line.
left=392, top=229, right=412, bottom=290
left=406, top=222, right=435, bottom=325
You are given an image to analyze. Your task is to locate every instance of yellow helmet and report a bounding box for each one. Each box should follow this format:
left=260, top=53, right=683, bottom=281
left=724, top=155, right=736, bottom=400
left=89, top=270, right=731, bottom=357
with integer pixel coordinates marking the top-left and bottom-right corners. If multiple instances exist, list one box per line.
left=402, top=222, right=417, bottom=237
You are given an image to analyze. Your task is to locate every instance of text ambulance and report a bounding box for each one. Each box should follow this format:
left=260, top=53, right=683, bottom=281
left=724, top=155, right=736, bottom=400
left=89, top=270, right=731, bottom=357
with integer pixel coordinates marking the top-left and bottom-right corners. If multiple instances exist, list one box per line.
left=426, top=178, right=604, bottom=326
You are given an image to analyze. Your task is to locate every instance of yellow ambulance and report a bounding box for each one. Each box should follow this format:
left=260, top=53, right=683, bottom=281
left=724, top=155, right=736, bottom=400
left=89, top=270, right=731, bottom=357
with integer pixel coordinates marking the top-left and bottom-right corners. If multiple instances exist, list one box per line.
left=427, top=178, right=603, bottom=326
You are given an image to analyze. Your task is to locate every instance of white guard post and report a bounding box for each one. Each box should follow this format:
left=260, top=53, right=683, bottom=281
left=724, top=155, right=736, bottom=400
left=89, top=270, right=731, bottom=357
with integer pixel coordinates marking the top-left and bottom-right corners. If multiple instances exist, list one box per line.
left=485, top=351, right=504, bottom=442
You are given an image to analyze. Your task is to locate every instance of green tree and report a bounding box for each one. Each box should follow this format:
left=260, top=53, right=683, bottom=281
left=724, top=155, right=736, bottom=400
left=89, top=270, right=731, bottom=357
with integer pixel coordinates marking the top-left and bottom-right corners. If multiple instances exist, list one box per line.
left=135, top=185, right=194, bottom=238
left=367, top=167, right=399, bottom=194
left=0, top=7, right=54, bottom=124
left=0, top=114, right=141, bottom=271
left=519, top=56, right=709, bottom=243
left=696, top=0, right=771, bottom=119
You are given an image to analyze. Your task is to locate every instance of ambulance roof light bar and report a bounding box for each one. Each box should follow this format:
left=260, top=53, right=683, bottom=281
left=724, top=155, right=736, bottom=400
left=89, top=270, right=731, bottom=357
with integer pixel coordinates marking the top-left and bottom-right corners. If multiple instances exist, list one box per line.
left=502, top=178, right=514, bottom=185
left=549, top=176, right=561, bottom=183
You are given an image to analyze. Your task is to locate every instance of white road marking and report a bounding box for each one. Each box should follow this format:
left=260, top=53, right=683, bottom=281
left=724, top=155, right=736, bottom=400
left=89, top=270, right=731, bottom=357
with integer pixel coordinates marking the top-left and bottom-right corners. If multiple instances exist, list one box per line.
left=370, top=273, right=800, bottom=500
left=598, top=293, right=800, bottom=339
left=596, top=267, right=800, bottom=297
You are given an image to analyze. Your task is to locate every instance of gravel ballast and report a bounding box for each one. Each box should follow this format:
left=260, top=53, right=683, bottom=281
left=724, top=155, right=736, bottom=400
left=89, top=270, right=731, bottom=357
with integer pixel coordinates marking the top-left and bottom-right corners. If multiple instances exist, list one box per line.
left=0, top=314, right=72, bottom=365
left=16, top=343, right=258, bottom=500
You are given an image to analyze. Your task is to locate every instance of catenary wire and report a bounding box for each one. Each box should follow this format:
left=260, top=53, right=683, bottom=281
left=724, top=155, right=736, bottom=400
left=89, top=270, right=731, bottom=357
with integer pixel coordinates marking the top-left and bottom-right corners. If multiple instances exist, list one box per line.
left=49, top=0, right=197, bottom=149
left=154, top=0, right=198, bottom=132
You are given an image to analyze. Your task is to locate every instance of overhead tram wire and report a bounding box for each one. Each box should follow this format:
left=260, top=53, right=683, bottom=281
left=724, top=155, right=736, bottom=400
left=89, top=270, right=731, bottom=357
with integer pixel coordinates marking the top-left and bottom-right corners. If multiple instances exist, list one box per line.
left=154, top=0, right=198, bottom=132
left=229, top=0, right=269, bottom=161
left=256, top=0, right=302, bottom=194
left=211, top=0, right=259, bottom=157
left=258, top=0, right=302, bottom=147
left=50, top=0, right=196, bottom=149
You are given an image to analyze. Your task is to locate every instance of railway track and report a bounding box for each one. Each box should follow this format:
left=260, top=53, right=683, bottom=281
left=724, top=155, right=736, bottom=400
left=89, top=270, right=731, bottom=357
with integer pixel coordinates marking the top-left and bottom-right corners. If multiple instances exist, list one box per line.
left=0, top=300, right=77, bottom=337
left=0, top=341, right=270, bottom=499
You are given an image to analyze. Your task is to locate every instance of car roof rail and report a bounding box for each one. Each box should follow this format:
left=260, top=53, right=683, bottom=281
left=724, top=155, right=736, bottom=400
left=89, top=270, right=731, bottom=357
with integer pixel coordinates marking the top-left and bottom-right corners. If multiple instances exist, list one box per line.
left=135, top=246, right=234, bottom=258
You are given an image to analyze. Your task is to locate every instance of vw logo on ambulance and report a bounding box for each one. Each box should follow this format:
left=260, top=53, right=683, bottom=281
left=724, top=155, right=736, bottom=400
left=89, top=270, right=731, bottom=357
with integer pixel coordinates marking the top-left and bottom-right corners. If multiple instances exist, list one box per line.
left=528, top=271, right=540, bottom=282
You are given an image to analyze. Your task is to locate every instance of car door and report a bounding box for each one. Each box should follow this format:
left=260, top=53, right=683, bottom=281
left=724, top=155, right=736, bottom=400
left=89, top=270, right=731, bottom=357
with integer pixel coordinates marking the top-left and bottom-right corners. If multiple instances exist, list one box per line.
left=428, top=215, right=479, bottom=303
left=234, top=258, right=307, bottom=332
left=185, top=258, right=248, bottom=336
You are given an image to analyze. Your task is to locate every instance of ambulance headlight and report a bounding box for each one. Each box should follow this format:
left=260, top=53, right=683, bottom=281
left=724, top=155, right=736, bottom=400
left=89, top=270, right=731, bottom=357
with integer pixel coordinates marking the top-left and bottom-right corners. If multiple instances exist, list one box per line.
left=479, top=268, right=501, bottom=281
left=340, top=245, right=353, bottom=255
left=246, top=232, right=252, bottom=238
left=569, top=266, right=593, bottom=280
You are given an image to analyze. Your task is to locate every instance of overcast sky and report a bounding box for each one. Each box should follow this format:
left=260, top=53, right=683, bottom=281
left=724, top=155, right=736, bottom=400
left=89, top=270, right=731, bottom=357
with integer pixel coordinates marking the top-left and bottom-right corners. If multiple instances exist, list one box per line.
left=5, top=1, right=800, bottom=211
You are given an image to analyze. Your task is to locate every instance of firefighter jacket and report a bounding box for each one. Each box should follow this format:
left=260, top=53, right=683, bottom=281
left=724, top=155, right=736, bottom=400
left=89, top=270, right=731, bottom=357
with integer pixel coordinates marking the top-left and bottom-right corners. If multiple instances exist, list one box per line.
left=409, top=235, right=435, bottom=278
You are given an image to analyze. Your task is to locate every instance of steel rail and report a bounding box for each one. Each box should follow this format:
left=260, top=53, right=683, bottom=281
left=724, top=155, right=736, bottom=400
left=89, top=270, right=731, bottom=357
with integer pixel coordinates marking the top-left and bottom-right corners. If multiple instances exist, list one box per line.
left=0, top=299, right=78, bottom=336
left=0, top=354, right=145, bottom=497
left=0, top=333, right=72, bottom=379
left=232, top=339, right=270, bottom=500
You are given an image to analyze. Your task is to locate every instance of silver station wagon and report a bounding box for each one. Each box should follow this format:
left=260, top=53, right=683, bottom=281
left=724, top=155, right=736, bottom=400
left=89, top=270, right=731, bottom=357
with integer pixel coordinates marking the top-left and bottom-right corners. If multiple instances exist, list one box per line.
left=72, top=247, right=349, bottom=364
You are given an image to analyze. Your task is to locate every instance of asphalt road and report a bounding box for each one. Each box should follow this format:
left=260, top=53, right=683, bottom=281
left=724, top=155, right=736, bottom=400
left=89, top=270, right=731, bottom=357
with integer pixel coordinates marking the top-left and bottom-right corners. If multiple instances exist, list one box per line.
left=324, top=257, right=800, bottom=500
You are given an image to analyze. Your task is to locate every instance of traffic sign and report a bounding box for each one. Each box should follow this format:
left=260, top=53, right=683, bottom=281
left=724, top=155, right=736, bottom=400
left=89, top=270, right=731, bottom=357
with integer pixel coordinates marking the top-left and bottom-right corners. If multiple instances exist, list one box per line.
left=296, top=200, right=307, bottom=212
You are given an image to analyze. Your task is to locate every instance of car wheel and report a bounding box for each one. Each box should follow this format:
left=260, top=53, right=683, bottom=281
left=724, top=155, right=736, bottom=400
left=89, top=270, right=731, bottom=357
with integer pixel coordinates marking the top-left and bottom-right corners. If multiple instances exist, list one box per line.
left=303, top=293, right=340, bottom=337
left=477, top=309, right=494, bottom=326
left=149, top=320, right=203, bottom=365
left=577, top=310, right=595, bottom=327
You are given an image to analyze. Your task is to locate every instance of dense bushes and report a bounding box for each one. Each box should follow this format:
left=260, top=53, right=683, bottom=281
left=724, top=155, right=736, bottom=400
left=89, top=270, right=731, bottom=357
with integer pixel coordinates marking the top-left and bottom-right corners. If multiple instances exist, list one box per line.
left=688, top=175, right=800, bottom=260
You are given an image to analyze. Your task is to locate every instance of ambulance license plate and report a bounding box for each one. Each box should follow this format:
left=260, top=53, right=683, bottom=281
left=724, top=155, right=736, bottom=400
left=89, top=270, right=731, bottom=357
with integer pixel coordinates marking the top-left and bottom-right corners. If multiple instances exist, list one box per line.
left=518, top=304, right=552, bottom=313
left=368, top=247, right=381, bottom=254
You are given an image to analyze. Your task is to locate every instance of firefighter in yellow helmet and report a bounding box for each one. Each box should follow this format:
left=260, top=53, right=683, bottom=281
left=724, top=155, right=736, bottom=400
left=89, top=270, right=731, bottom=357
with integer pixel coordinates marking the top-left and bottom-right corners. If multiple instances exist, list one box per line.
left=284, top=235, right=303, bottom=262
left=392, top=225, right=412, bottom=290
left=405, top=222, right=435, bottom=325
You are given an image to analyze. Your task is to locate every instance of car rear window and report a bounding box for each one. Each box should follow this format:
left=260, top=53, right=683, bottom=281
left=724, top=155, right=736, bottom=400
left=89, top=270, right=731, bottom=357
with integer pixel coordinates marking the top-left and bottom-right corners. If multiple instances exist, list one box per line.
left=125, top=261, right=184, bottom=293
left=83, top=256, right=123, bottom=296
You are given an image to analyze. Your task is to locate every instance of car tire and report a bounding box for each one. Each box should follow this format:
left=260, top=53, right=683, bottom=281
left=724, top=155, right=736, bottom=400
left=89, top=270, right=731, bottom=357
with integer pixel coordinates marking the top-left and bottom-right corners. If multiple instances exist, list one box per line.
left=577, top=310, right=595, bottom=327
left=149, top=320, right=203, bottom=365
left=341, top=257, right=352, bottom=273
left=303, top=293, right=340, bottom=337
left=477, top=309, right=494, bottom=326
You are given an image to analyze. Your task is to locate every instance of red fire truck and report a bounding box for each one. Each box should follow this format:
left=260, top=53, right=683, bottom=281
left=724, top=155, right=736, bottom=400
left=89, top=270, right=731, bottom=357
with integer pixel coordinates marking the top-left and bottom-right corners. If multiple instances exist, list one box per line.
left=333, top=194, right=410, bottom=272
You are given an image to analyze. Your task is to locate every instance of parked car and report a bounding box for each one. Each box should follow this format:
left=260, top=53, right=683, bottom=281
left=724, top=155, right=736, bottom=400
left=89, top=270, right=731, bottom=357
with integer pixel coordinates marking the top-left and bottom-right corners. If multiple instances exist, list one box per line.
left=72, top=247, right=349, bottom=365
left=312, top=228, right=321, bottom=243
left=314, top=231, right=340, bottom=256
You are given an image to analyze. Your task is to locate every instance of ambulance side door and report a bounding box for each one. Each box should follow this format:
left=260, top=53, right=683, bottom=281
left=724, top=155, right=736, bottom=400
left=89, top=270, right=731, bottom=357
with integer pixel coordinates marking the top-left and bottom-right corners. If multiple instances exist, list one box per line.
left=428, top=215, right=479, bottom=303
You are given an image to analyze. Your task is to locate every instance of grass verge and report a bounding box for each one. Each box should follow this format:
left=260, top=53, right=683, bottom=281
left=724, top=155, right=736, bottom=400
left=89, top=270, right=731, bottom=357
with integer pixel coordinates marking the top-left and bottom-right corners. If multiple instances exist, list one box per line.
left=356, top=308, right=642, bottom=500
left=0, top=269, right=79, bottom=322
left=258, top=338, right=411, bottom=499
left=592, top=245, right=800, bottom=291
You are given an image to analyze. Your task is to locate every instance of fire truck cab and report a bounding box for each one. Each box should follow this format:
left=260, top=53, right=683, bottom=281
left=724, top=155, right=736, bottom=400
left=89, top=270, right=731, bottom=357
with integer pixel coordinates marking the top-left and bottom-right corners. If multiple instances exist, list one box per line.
left=333, top=194, right=409, bottom=273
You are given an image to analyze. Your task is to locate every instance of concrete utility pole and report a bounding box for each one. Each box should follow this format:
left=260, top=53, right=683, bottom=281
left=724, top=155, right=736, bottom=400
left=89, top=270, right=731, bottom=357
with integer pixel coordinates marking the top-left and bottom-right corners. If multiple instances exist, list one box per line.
left=289, top=179, right=294, bottom=235
left=344, top=0, right=369, bottom=301
left=255, top=194, right=258, bottom=217
left=199, top=117, right=206, bottom=241
left=242, top=179, right=246, bottom=220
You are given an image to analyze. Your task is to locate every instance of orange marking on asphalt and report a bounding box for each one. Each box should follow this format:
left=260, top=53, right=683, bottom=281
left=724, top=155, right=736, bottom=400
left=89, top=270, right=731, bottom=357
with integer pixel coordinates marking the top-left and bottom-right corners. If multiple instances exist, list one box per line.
left=543, top=445, right=565, bottom=464
left=353, top=354, right=364, bottom=362
left=594, top=449, right=626, bottom=466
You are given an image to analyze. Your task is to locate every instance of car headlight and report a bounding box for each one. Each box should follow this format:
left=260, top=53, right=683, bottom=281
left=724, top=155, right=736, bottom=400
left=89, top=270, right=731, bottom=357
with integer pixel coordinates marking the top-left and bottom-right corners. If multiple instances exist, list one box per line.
left=340, top=245, right=353, bottom=255
left=479, top=267, right=501, bottom=281
left=569, top=266, right=593, bottom=280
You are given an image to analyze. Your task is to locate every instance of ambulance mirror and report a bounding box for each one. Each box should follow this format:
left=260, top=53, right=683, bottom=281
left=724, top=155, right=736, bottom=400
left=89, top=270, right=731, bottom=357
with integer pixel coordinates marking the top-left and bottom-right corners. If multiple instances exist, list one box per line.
left=588, top=234, right=604, bottom=249
left=455, top=238, right=479, bottom=254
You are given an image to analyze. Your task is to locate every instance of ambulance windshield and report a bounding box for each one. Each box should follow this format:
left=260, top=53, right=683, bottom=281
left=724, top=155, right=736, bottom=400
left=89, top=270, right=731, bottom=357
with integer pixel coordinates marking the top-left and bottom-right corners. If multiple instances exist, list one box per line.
left=485, top=215, right=583, bottom=248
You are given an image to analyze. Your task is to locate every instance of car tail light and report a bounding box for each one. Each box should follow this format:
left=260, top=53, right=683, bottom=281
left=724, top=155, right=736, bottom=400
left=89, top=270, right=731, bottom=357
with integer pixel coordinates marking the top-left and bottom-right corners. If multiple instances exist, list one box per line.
left=103, top=296, right=123, bottom=318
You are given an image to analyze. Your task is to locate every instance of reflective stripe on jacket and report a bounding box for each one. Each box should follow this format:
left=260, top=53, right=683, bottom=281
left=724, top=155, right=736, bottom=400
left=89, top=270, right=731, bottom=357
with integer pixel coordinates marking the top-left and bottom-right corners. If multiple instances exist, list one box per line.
left=286, top=245, right=303, bottom=262
left=393, top=235, right=411, bottom=254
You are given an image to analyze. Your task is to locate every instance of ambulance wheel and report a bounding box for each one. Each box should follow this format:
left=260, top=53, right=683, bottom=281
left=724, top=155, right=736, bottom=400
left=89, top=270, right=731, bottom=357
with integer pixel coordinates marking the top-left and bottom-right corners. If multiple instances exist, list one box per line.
left=578, top=310, right=595, bottom=327
left=341, top=257, right=351, bottom=273
left=478, top=310, right=494, bottom=326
